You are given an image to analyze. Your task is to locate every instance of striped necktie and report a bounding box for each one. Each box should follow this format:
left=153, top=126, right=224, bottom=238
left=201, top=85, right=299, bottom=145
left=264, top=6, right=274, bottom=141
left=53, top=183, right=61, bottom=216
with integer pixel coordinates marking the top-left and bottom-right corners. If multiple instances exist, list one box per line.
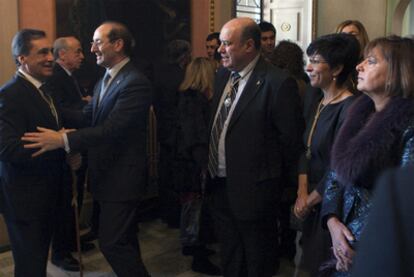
left=208, top=72, right=241, bottom=178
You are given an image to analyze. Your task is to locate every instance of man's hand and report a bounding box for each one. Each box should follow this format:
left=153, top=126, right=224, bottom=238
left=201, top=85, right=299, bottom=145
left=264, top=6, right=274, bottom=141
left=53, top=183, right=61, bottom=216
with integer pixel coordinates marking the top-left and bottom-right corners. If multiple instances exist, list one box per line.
left=82, top=95, right=92, bottom=103
left=21, top=127, right=74, bottom=157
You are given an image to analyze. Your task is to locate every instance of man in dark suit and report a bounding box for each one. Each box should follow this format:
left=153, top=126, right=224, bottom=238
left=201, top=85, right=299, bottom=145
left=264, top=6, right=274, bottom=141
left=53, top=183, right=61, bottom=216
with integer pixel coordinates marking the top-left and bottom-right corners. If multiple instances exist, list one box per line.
left=49, top=36, right=91, bottom=110
left=22, top=22, right=152, bottom=277
left=0, top=29, right=68, bottom=277
left=207, top=18, right=303, bottom=277
left=47, top=36, right=94, bottom=271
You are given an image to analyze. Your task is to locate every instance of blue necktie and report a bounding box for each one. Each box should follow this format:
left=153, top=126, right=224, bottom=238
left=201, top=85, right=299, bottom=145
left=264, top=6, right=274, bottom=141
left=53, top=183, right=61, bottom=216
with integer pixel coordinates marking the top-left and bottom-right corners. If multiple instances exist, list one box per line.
left=98, top=72, right=111, bottom=105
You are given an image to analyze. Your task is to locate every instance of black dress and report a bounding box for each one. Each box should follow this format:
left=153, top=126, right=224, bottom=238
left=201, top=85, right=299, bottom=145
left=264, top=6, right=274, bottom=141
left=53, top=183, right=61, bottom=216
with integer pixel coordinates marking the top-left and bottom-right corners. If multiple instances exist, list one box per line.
left=173, top=88, right=210, bottom=193
left=298, top=88, right=356, bottom=276
left=173, top=88, right=211, bottom=247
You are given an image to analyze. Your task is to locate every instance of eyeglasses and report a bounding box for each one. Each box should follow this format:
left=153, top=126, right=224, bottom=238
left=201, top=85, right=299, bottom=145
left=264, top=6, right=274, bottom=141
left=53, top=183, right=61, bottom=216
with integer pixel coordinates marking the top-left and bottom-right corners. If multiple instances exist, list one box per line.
left=90, top=40, right=107, bottom=47
left=308, top=58, right=328, bottom=65
left=90, top=39, right=118, bottom=47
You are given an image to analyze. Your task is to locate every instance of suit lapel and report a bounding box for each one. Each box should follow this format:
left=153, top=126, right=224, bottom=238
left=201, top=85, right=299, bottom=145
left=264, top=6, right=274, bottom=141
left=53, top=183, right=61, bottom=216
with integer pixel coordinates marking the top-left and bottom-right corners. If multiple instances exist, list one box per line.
left=17, top=75, right=60, bottom=129
left=227, top=59, right=266, bottom=131
left=92, top=62, right=131, bottom=124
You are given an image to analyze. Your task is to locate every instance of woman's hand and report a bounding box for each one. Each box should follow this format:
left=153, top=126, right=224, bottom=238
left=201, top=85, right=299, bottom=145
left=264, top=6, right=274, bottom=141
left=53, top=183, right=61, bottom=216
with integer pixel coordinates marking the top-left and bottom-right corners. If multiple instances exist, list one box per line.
left=295, top=174, right=311, bottom=218
left=294, top=192, right=309, bottom=219
left=327, top=217, right=355, bottom=272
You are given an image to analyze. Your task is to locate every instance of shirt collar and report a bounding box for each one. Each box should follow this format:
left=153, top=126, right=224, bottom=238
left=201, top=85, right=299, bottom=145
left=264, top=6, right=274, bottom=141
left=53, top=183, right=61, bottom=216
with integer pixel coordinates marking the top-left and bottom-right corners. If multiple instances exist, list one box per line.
left=235, top=54, right=260, bottom=79
left=18, top=69, right=43, bottom=89
left=57, top=62, right=72, bottom=76
left=107, top=57, right=130, bottom=79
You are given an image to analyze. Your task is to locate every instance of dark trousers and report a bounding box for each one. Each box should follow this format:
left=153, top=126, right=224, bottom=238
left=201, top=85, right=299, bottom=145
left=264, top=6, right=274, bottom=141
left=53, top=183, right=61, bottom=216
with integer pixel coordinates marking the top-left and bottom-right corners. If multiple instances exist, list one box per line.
left=209, top=178, right=278, bottom=277
left=98, top=200, right=149, bottom=277
left=5, top=216, right=54, bottom=277
left=158, top=144, right=181, bottom=227
left=52, top=170, right=75, bottom=257
left=52, top=162, right=89, bottom=256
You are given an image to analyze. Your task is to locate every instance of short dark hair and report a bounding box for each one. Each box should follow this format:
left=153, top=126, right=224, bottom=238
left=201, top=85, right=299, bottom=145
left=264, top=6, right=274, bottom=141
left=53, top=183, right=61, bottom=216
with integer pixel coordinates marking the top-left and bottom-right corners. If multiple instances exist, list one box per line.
left=240, top=21, right=262, bottom=50
left=307, top=33, right=360, bottom=86
left=12, top=29, right=46, bottom=66
left=206, top=32, right=220, bottom=42
left=103, top=21, right=135, bottom=56
left=258, top=21, right=276, bottom=35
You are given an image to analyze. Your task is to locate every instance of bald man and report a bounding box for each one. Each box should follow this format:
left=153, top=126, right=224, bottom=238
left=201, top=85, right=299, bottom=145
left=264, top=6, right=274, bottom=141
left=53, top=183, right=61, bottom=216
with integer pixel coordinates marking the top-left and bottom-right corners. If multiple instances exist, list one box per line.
left=47, top=36, right=95, bottom=272
left=206, top=18, right=303, bottom=277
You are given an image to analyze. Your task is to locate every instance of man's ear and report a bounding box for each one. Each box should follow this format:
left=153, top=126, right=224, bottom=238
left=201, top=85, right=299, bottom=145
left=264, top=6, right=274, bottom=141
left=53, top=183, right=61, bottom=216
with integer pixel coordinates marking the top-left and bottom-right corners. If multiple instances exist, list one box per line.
left=17, top=55, right=25, bottom=65
left=113, top=39, right=124, bottom=53
left=245, top=38, right=256, bottom=53
left=58, top=49, right=66, bottom=61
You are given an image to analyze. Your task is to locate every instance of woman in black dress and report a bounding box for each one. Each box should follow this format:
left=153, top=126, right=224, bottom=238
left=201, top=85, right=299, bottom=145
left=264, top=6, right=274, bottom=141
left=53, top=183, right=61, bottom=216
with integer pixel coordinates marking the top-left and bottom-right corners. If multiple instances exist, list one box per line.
left=173, top=57, right=220, bottom=275
left=293, top=33, right=361, bottom=276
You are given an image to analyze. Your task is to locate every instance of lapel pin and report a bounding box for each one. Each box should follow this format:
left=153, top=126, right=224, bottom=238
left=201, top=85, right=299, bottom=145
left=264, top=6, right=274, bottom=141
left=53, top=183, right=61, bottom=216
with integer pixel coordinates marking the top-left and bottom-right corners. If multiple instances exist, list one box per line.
left=256, top=80, right=261, bottom=86
left=116, top=80, right=121, bottom=85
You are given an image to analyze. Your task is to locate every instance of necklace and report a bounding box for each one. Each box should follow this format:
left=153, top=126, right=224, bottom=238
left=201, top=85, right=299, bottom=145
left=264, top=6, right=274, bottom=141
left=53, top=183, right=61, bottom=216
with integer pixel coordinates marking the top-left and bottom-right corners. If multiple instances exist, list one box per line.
left=305, top=89, right=348, bottom=160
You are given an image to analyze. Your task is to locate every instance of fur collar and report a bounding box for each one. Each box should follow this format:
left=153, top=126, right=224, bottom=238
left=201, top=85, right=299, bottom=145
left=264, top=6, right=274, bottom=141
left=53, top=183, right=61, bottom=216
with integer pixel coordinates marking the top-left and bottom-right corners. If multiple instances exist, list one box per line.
left=331, top=95, right=414, bottom=188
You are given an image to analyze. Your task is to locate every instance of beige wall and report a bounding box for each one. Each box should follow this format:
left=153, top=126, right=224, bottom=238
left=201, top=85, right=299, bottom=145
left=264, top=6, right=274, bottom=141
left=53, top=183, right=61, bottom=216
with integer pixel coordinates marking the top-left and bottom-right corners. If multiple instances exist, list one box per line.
left=191, top=0, right=210, bottom=57
left=0, top=1, right=19, bottom=85
left=317, top=0, right=387, bottom=40
left=19, top=0, right=56, bottom=39
left=214, top=0, right=233, bottom=32
left=191, top=0, right=233, bottom=58
left=0, top=0, right=56, bottom=85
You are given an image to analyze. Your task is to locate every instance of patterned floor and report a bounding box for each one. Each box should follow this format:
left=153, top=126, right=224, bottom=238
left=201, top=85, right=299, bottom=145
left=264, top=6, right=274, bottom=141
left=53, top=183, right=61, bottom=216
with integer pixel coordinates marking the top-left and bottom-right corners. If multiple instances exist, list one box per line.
left=0, top=219, right=303, bottom=277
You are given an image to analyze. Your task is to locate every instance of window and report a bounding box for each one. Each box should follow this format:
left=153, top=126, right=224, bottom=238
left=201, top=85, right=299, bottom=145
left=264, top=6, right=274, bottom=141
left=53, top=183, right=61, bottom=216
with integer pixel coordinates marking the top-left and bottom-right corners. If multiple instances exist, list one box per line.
left=235, top=0, right=262, bottom=22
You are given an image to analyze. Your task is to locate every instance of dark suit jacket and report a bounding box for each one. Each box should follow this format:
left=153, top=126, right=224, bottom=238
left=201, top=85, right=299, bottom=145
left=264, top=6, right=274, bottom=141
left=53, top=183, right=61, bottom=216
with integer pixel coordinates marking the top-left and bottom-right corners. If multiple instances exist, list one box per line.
left=48, top=63, right=87, bottom=110
left=352, top=166, right=414, bottom=277
left=65, top=61, right=152, bottom=202
left=0, top=74, right=66, bottom=220
left=210, top=57, right=304, bottom=220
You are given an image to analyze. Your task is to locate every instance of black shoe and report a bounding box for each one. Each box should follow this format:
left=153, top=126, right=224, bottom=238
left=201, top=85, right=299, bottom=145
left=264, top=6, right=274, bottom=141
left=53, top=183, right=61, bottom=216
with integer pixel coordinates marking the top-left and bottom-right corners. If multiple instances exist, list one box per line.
left=80, top=230, right=97, bottom=242
left=69, top=242, right=96, bottom=253
left=51, top=254, right=80, bottom=272
left=81, top=242, right=95, bottom=252
left=182, top=246, right=216, bottom=256
left=191, top=257, right=221, bottom=276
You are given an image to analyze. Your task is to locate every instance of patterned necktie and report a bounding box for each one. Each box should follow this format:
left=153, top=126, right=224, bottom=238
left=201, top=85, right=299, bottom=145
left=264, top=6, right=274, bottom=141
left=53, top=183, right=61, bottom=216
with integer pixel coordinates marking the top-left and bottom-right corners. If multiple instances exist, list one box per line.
left=208, top=72, right=241, bottom=178
left=39, top=84, right=59, bottom=126
left=98, top=71, right=111, bottom=105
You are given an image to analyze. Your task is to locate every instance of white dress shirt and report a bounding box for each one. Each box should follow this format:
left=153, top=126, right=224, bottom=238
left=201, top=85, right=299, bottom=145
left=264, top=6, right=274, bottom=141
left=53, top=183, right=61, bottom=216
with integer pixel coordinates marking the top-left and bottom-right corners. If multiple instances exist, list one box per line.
left=215, top=54, right=260, bottom=177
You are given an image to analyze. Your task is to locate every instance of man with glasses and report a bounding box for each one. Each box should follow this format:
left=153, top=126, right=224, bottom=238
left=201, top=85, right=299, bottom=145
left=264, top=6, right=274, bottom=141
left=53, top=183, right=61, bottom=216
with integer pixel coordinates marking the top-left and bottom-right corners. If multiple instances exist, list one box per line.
left=22, top=21, right=152, bottom=277
left=0, top=29, right=67, bottom=277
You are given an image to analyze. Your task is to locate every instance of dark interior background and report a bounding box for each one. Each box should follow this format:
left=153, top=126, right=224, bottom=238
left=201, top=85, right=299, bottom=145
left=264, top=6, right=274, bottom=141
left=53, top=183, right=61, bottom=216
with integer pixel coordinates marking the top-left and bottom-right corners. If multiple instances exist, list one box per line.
left=56, top=0, right=190, bottom=91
